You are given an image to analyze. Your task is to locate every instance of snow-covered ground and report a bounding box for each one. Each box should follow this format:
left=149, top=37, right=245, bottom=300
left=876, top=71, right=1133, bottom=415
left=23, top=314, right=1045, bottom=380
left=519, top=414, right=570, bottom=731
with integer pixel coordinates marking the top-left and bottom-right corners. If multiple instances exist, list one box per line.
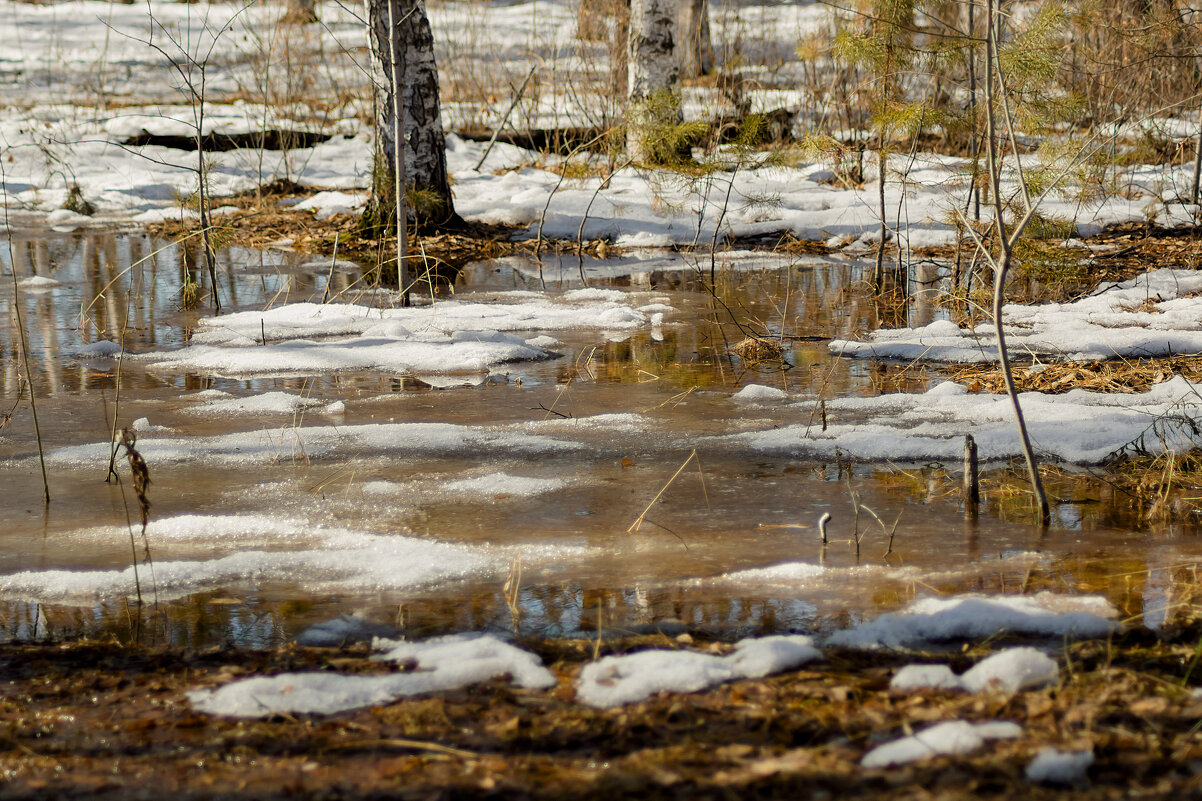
left=1, top=0, right=1197, bottom=247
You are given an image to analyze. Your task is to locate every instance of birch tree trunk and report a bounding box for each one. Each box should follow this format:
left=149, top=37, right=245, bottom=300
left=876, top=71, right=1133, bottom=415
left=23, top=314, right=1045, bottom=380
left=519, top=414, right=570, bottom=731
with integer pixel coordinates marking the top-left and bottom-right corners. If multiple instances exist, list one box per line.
left=364, top=0, right=455, bottom=230
left=627, top=0, right=681, bottom=161
left=677, top=0, right=713, bottom=77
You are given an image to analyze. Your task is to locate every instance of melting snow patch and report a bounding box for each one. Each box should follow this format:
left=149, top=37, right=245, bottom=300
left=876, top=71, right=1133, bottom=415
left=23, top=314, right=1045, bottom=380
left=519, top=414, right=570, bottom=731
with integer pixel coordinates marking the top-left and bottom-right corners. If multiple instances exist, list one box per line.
left=831, top=268, right=1202, bottom=363
left=17, top=275, right=61, bottom=290
left=827, top=593, right=1117, bottom=649
left=960, top=647, right=1059, bottom=693
left=136, top=294, right=662, bottom=378
left=890, top=648, right=1059, bottom=694
left=576, top=635, right=820, bottom=708
left=732, top=384, right=791, bottom=404
left=188, top=634, right=555, bottom=717
left=442, top=473, right=569, bottom=498
left=1026, top=748, right=1094, bottom=785
left=184, top=390, right=327, bottom=415
left=0, top=515, right=503, bottom=604
left=721, top=375, right=1202, bottom=464
left=717, top=561, right=827, bottom=586
left=861, top=720, right=1022, bottom=768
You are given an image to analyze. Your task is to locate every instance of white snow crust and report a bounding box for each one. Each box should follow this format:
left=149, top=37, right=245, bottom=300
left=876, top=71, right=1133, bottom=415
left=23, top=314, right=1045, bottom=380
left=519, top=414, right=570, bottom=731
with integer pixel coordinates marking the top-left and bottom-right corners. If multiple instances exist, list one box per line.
left=576, top=635, right=820, bottom=708
left=135, top=295, right=659, bottom=377
left=187, top=634, right=556, bottom=717
left=719, top=375, right=1202, bottom=464
left=828, top=593, right=1118, bottom=649
left=0, top=514, right=583, bottom=604
left=861, top=720, right=1023, bottom=768
left=832, top=269, right=1202, bottom=364
left=1026, top=748, right=1094, bottom=784
left=890, top=648, right=1059, bottom=694
left=443, top=473, right=569, bottom=498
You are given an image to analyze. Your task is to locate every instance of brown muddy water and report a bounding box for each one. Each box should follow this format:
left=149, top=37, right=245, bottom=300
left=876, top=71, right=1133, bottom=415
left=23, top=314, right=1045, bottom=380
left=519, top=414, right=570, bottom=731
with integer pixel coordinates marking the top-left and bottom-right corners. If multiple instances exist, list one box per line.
left=0, top=231, right=1198, bottom=647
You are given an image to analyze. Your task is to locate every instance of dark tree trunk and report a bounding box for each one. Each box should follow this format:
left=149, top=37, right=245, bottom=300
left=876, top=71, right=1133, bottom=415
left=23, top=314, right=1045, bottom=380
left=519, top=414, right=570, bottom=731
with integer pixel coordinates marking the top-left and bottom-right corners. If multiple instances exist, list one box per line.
left=281, top=0, right=318, bottom=25
left=677, top=0, right=713, bottom=77
left=363, top=0, right=455, bottom=231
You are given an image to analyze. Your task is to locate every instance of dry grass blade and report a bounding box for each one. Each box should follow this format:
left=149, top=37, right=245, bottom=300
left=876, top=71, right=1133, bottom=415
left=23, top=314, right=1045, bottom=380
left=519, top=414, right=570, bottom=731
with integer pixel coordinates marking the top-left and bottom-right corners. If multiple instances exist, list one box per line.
left=325, top=738, right=478, bottom=759
left=628, top=450, right=698, bottom=534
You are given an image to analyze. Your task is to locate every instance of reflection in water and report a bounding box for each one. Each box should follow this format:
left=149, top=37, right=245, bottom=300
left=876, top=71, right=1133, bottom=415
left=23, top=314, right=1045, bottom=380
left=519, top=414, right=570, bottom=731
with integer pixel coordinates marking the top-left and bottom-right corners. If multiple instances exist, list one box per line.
left=0, top=233, right=1197, bottom=647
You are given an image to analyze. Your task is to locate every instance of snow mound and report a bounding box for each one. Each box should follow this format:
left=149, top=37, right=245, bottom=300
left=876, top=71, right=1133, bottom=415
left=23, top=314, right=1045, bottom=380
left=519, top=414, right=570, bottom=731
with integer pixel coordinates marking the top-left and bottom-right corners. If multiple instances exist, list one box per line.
left=828, top=593, right=1118, bottom=649
left=731, top=384, right=790, bottom=404
left=188, top=634, right=555, bottom=717
left=960, top=647, right=1059, bottom=693
left=890, top=648, right=1059, bottom=694
left=1026, top=748, right=1094, bottom=785
left=576, top=635, right=820, bottom=708
left=861, top=720, right=1022, bottom=768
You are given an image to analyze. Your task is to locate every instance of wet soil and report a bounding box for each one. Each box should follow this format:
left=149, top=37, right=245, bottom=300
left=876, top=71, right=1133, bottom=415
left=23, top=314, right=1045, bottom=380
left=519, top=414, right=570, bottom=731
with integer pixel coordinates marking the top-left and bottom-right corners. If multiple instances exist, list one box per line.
left=2, top=630, right=1202, bottom=800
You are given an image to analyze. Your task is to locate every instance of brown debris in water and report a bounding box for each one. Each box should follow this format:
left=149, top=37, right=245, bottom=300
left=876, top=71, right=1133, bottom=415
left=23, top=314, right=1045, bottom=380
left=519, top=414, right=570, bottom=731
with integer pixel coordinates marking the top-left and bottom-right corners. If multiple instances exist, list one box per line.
left=1, top=629, right=1202, bottom=799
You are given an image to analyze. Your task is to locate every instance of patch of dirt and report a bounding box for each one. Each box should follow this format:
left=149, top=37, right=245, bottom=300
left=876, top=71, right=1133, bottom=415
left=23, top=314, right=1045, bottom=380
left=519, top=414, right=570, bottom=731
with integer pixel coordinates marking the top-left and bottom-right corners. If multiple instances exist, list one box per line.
left=2, top=630, right=1202, bottom=799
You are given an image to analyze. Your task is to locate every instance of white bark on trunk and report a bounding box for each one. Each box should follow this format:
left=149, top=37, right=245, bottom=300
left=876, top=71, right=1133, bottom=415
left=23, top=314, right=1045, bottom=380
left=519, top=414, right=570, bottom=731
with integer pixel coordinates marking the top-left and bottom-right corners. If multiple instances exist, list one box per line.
left=627, top=0, right=681, bottom=160
left=364, top=0, right=454, bottom=224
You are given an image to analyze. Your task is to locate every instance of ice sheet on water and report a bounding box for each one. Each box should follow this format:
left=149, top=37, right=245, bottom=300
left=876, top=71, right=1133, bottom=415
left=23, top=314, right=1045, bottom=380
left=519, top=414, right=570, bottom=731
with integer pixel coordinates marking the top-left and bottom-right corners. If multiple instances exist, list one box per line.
left=188, top=634, right=556, bottom=717
left=183, top=390, right=329, bottom=416
left=831, top=269, right=1202, bottom=364
left=576, top=636, right=821, bottom=708
left=0, top=515, right=587, bottom=605
left=135, top=295, right=660, bottom=377
left=41, top=420, right=584, bottom=469
left=861, top=720, right=1023, bottom=768
left=718, top=376, right=1202, bottom=464
left=442, top=473, right=570, bottom=498
left=828, top=593, right=1118, bottom=649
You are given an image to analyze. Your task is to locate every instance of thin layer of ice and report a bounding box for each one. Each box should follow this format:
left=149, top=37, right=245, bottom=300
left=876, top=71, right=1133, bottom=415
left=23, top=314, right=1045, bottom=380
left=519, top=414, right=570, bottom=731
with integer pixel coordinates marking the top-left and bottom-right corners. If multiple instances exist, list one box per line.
left=0, top=515, right=586, bottom=605
left=442, top=473, right=569, bottom=498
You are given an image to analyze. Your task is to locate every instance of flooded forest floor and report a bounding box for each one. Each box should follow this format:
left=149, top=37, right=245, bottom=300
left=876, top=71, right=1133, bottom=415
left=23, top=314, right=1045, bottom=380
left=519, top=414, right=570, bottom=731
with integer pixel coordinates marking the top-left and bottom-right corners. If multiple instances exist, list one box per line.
left=3, top=627, right=1202, bottom=800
